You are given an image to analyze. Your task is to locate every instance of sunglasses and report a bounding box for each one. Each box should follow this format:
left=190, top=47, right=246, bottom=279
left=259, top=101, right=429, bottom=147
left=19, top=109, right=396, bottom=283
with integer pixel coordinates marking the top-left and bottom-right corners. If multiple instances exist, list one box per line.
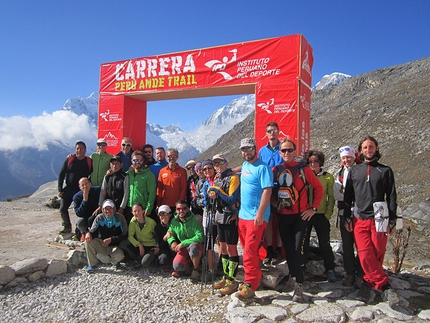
left=266, top=129, right=279, bottom=134
left=240, top=147, right=254, bottom=152
left=158, top=212, right=170, bottom=217
left=132, top=158, right=143, bottom=163
left=203, top=167, right=213, bottom=171
left=280, top=148, right=295, bottom=153
left=97, top=143, right=106, bottom=146
left=176, top=207, right=187, bottom=212
left=213, top=160, right=226, bottom=167
left=122, top=143, right=131, bottom=147
left=339, top=147, right=352, bottom=153
left=144, top=151, right=153, bottom=154
left=186, top=166, right=194, bottom=170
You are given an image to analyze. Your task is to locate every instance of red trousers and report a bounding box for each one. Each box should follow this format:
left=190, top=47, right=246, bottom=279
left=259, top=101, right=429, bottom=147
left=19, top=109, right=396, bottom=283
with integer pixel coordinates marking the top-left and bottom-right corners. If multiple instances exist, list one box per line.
left=238, top=218, right=267, bottom=290
left=353, top=217, right=389, bottom=290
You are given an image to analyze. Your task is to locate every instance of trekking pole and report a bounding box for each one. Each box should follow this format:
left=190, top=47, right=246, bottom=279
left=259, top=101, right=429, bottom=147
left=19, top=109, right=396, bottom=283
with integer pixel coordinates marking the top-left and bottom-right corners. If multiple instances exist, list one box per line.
left=200, top=206, right=210, bottom=292
left=208, top=198, right=216, bottom=295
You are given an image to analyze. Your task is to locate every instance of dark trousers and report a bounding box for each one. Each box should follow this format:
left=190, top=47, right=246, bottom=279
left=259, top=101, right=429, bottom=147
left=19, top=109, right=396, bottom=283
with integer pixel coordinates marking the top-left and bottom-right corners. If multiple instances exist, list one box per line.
left=59, top=188, right=79, bottom=229
left=339, top=215, right=362, bottom=276
left=305, top=213, right=335, bottom=271
left=277, top=213, right=308, bottom=284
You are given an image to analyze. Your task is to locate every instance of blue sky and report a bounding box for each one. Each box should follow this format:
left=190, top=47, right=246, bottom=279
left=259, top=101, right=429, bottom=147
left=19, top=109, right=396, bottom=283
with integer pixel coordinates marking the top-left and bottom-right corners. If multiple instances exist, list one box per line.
left=0, top=1, right=429, bottom=132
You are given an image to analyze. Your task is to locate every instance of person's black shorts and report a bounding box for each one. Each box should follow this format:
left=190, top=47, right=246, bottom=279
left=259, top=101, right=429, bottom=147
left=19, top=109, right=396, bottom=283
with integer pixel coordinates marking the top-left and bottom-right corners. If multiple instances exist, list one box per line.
left=217, top=222, right=238, bottom=245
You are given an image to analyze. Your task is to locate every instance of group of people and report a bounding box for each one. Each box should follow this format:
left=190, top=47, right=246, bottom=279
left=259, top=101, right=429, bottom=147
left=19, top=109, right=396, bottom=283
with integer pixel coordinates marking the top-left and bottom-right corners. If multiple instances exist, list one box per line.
left=56, top=125, right=399, bottom=307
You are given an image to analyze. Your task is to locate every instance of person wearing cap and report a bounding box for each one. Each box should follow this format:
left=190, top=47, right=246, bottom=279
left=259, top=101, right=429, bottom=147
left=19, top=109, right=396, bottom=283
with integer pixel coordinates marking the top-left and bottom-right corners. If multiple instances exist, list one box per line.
left=127, top=150, right=156, bottom=224
left=334, top=145, right=362, bottom=287
left=303, top=150, right=336, bottom=283
left=343, top=136, right=399, bottom=307
left=99, top=155, right=129, bottom=216
left=119, top=203, right=159, bottom=269
left=154, top=205, right=174, bottom=269
left=89, top=138, right=113, bottom=186
left=157, top=148, right=187, bottom=211
left=193, top=162, right=205, bottom=213
left=167, top=200, right=204, bottom=279
left=208, top=154, right=241, bottom=295
left=58, top=141, right=93, bottom=234
left=72, top=177, right=101, bottom=240
left=235, top=138, right=273, bottom=300
left=84, top=199, right=128, bottom=272
left=258, top=122, right=284, bottom=266
left=116, top=137, right=134, bottom=172
left=185, top=160, right=202, bottom=216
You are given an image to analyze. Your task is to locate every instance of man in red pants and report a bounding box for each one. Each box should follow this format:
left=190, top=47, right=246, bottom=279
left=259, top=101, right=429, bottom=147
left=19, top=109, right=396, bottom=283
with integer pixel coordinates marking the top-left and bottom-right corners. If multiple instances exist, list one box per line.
left=343, top=135, right=399, bottom=309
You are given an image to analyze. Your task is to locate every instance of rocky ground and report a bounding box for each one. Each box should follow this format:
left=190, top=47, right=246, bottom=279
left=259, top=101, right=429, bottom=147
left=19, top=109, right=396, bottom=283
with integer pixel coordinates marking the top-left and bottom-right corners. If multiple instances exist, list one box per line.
left=1, top=183, right=430, bottom=322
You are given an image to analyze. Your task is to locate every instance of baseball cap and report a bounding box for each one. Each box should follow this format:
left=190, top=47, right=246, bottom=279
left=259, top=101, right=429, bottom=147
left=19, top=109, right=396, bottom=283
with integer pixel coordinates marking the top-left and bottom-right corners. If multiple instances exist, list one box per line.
left=110, top=156, right=122, bottom=163
left=240, top=138, right=256, bottom=149
left=184, top=160, right=197, bottom=169
left=102, top=199, right=115, bottom=209
left=96, top=138, right=107, bottom=145
left=158, top=205, right=171, bottom=215
left=212, top=154, right=227, bottom=162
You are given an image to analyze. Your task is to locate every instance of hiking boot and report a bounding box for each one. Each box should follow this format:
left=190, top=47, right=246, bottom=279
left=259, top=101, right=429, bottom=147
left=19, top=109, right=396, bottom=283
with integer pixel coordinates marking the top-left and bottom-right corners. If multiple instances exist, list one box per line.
left=190, top=269, right=200, bottom=280
left=171, top=271, right=181, bottom=278
left=270, top=251, right=282, bottom=266
left=86, top=263, right=99, bottom=273
left=292, top=282, right=305, bottom=303
left=220, top=279, right=238, bottom=296
left=263, top=249, right=274, bottom=265
left=80, top=234, right=86, bottom=242
left=71, top=235, right=79, bottom=241
left=58, top=227, right=72, bottom=234
left=235, top=283, right=255, bottom=300
left=327, top=270, right=336, bottom=282
left=126, top=260, right=141, bottom=270
left=213, top=277, right=227, bottom=289
left=382, top=285, right=400, bottom=310
left=356, top=281, right=371, bottom=302
left=342, top=274, right=355, bottom=287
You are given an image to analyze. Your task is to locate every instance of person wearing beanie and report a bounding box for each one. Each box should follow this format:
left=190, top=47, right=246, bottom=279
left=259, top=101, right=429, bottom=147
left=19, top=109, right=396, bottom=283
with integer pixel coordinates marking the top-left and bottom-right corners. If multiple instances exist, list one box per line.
left=334, top=145, right=362, bottom=287
left=84, top=199, right=128, bottom=272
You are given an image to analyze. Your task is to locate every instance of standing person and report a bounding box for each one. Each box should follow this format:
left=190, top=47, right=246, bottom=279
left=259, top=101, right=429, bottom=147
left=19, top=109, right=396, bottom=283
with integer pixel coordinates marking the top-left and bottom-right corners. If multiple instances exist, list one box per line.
left=185, top=160, right=201, bottom=215
left=119, top=203, right=158, bottom=268
left=84, top=199, right=128, bottom=272
left=190, top=162, right=205, bottom=216
left=273, top=138, right=323, bottom=303
left=209, top=154, right=241, bottom=296
left=99, top=156, right=129, bottom=215
left=117, top=137, right=134, bottom=172
left=127, top=151, right=156, bottom=224
left=343, top=136, right=399, bottom=308
left=167, top=200, right=204, bottom=279
left=143, top=144, right=157, bottom=166
left=258, top=122, right=284, bottom=265
left=90, top=139, right=113, bottom=186
left=57, top=141, right=92, bottom=234
left=334, top=145, right=361, bottom=287
left=304, top=150, right=336, bottom=282
left=73, top=177, right=100, bottom=241
left=157, top=148, right=187, bottom=212
left=149, top=146, right=168, bottom=181
left=235, top=138, right=273, bottom=300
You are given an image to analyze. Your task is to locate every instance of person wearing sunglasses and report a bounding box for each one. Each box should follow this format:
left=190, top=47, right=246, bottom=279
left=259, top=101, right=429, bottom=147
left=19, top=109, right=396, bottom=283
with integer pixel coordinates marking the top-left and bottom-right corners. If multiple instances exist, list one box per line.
left=235, top=138, right=273, bottom=300
left=258, top=122, right=284, bottom=266
left=89, top=138, right=113, bottom=186
left=126, top=151, right=156, bottom=224
left=303, top=150, right=336, bottom=283
left=157, top=148, right=187, bottom=211
left=333, top=145, right=362, bottom=287
left=167, top=200, right=204, bottom=279
left=208, top=154, right=240, bottom=295
left=142, top=144, right=156, bottom=166
left=343, top=136, right=399, bottom=308
left=116, top=137, right=134, bottom=172
left=273, top=138, right=323, bottom=303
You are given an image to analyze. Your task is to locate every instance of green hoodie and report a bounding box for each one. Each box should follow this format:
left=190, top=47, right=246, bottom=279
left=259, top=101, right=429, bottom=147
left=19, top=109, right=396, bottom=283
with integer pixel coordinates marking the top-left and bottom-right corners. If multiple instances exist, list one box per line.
left=167, top=211, right=204, bottom=248
left=127, top=167, right=156, bottom=213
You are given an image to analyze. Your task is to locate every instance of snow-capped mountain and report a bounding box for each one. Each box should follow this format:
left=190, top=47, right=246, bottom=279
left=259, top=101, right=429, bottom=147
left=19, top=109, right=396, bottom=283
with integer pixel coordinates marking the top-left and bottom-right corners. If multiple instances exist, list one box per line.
left=61, top=92, right=99, bottom=124
left=312, top=72, right=351, bottom=91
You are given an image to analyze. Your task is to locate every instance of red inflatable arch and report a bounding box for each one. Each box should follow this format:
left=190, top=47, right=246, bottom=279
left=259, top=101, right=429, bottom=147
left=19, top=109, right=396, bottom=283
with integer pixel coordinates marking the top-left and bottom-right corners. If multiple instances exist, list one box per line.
left=98, top=35, right=313, bottom=155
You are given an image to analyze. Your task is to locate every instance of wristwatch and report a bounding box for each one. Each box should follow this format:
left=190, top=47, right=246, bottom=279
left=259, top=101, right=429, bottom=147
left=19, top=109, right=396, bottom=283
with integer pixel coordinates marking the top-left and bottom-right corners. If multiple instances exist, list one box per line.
left=311, top=207, right=317, bottom=212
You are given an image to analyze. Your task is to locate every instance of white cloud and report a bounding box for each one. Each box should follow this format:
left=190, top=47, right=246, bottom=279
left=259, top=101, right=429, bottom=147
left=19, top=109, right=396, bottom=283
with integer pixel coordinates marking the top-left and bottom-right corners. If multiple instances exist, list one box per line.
left=0, top=110, right=97, bottom=151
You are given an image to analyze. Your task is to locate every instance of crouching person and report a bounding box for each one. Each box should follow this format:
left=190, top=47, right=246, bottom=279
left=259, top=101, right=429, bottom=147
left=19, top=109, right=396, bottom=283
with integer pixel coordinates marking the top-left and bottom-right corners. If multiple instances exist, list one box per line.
left=168, top=200, right=204, bottom=279
left=119, top=203, right=159, bottom=269
left=84, top=199, right=128, bottom=272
